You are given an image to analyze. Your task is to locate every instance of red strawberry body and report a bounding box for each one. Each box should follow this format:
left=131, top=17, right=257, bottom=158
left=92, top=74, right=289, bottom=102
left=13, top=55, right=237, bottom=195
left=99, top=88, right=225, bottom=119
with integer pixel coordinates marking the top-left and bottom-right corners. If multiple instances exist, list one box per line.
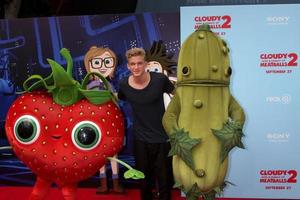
left=5, top=91, right=124, bottom=187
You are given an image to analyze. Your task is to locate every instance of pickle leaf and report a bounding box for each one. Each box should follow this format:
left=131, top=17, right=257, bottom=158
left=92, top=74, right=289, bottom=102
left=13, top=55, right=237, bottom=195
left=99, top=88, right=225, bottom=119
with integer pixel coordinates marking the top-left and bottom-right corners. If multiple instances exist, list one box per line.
left=173, top=181, right=185, bottom=191
left=203, top=191, right=216, bottom=200
left=168, top=128, right=201, bottom=170
left=186, top=183, right=203, bottom=200
left=212, top=120, right=245, bottom=163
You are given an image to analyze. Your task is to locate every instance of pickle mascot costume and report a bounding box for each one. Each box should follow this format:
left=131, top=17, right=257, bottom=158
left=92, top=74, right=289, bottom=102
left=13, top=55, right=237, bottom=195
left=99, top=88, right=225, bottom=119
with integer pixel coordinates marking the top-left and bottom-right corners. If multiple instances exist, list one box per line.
left=162, top=24, right=246, bottom=200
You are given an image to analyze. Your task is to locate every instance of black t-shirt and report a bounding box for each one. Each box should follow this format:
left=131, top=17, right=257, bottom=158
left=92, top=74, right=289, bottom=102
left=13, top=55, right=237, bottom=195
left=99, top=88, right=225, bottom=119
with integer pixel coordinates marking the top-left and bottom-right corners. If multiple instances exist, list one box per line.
left=118, top=72, right=174, bottom=143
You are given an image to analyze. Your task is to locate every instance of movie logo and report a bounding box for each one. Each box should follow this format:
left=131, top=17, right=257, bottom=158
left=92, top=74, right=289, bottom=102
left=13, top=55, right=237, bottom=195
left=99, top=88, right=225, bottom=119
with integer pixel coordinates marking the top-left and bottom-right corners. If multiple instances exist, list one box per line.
left=260, top=53, right=298, bottom=74
left=266, top=16, right=289, bottom=25
left=260, top=169, right=298, bottom=190
left=193, top=15, right=231, bottom=36
left=266, top=94, right=291, bottom=105
left=266, top=132, right=290, bottom=143
left=259, top=169, right=298, bottom=190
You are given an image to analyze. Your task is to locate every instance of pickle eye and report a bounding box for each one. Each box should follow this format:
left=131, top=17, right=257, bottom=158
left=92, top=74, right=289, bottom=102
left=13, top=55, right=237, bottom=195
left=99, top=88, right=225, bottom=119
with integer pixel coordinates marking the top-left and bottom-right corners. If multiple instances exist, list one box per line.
left=225, top=67, right=232, bottom=77
left=72, top=121, right=101, bottom=150
left=14, top=115, right=40, bottom=144
left=182, top=66, right=191, bottom=76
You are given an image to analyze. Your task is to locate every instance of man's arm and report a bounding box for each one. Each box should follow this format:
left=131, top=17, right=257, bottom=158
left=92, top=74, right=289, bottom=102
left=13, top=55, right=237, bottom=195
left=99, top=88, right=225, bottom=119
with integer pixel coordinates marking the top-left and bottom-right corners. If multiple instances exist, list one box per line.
left=163, top=74, right=175, bottom=94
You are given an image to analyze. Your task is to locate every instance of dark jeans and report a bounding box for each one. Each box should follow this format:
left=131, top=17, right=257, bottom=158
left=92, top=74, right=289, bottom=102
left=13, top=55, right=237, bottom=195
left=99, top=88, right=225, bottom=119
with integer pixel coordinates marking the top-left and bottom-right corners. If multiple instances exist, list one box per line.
left=134, top=139, right=173, bottom=200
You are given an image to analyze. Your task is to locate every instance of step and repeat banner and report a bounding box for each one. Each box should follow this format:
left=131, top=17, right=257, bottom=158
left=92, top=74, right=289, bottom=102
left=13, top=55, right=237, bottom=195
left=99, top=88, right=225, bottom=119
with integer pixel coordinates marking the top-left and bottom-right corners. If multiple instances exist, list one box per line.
left=1, top=4, right=299, bottom=199
left=181, top=4, right=300, bottom=199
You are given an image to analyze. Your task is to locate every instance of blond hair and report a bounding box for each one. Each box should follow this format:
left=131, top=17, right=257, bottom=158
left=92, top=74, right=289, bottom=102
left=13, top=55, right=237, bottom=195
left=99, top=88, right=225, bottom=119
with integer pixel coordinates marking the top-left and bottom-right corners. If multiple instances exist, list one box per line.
left=125, top=47, right=146, bottom=60
left=84, top=46, right=117, bottom=69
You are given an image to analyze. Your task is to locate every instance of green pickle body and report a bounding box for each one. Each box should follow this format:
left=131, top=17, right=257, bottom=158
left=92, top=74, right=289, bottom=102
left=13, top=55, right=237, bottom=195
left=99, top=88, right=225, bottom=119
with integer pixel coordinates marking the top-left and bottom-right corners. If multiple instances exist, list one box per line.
left=163, top=25, right=245, bottom=194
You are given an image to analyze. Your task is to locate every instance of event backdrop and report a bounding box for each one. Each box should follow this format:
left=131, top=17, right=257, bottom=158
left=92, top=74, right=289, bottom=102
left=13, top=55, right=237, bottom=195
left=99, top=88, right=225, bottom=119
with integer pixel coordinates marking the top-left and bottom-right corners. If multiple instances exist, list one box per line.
left=180, top=4, right=300, bottom=199
left=0, top=12, right=179, bottom=186
left=1, top=4, right=300, bottom=199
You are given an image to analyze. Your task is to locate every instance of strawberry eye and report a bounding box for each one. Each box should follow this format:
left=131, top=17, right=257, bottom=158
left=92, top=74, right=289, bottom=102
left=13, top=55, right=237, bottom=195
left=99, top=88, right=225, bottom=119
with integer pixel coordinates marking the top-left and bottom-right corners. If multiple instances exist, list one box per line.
left=71, top=121, right=101, bottom=150
left=14, top=115, right=41, bottom=144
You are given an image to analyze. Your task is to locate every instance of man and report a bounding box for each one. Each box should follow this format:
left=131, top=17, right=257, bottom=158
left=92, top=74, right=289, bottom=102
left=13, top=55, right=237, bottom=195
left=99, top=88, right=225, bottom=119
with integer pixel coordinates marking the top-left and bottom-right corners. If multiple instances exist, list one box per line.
left=118, top=47, right=174, bottom=200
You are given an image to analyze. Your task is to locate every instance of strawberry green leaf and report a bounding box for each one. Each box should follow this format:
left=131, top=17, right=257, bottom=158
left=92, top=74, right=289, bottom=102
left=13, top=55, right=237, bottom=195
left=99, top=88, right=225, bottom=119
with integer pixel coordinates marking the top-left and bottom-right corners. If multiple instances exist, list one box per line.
left=47, top=58, right=74, bottom=87
left=46, top=58, right=83, bottom=105
left=107, top=157, right=145, bottom=180
left=23, top=74, right=54, bottom=92
left=79, top=89, right=112, bottom=105
left=212, top=120, right=245, bottom=163
left=168, top=128, right=201, bottom=170
left=60, top=48, right=73, bottom=76
left=124, top=169, right=145, bottom=180
left=22, top=48, right=116, bottom=106
left=80, top=72, right=116, bottom=105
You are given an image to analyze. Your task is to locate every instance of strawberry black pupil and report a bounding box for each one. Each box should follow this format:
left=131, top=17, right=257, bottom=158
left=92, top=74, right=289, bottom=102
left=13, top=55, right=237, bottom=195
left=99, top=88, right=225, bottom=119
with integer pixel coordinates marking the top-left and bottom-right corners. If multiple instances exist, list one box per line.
left=17, top=120, right=34, bottom=140
left=73, top=122, right=100, bottom=150
left=77, top=127, right=96, bottom=146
